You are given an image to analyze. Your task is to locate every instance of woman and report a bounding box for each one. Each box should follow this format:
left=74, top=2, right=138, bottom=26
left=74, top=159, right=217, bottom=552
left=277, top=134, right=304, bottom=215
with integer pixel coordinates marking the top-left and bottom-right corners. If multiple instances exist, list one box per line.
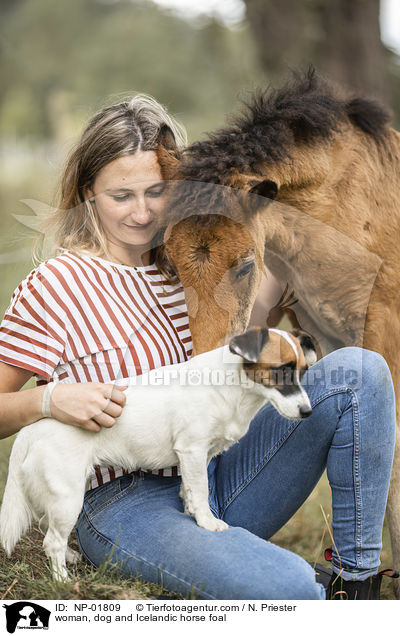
left=0, top=95, right=395, bottom=600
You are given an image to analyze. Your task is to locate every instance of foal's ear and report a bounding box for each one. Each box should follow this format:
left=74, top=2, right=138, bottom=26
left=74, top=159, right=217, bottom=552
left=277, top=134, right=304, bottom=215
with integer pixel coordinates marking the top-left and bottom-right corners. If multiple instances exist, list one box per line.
left=229, top=328, right=269, bottom=363
left=249, top=179, right=279, bottom=199
left=158, top=125, right=179, bottom=153
left=157, top=126, right=181, bottom=179
left=246, top=179, right=279, bottom=212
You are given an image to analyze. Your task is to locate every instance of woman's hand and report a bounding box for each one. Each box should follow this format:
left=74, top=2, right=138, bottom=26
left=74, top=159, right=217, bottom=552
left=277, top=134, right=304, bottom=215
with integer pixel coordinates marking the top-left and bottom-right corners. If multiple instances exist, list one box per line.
left=50, top=382, right=128, bottom=432
left=0, top=362, right=127, bottom=438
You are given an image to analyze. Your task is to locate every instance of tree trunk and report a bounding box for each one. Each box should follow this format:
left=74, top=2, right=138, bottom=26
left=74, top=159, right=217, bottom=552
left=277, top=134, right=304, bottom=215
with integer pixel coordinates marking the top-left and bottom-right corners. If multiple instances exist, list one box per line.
left=244, top=0, right=312, bottom=80
left=243, top=0, right=392, bottom=106
left=315, top=0, right=391, bottom=102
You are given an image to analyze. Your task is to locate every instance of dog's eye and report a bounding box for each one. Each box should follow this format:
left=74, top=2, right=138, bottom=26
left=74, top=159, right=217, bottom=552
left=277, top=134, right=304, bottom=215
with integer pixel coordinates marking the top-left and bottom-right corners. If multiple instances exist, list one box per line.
left=235, top=260, right=255, bottom=280
left=270, top=362, right=296, bottom=385
left=282, top=367, right=295, bottom=383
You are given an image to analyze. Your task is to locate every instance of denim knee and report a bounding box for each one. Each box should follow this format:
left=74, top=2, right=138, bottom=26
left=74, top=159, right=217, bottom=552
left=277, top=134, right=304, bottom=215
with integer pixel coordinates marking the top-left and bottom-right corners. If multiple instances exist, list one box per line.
left=311, top=347, right=393, bottom=396
left=259, top=559, right=325, bottom=600
left=206, top=529, right=326, bottom=600
left=358, top=348, right=393, bottom=395
left=229, top=552, right=325, bottom=600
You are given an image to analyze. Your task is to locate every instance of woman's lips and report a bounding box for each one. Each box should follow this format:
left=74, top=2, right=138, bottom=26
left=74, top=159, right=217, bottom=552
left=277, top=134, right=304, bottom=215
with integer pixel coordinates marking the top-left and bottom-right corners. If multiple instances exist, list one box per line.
left=123, top=222, right=153, bottom=231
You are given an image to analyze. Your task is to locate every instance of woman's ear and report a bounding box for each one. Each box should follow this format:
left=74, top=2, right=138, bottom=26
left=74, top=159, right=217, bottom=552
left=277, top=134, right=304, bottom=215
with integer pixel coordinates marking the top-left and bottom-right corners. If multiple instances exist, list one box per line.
left=83, top=187, right=95, bottom=203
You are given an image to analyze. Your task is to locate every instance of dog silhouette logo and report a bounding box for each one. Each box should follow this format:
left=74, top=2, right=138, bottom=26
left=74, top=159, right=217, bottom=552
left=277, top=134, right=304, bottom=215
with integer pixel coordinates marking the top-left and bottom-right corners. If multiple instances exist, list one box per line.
left=3, top=602, right=50, bottom=633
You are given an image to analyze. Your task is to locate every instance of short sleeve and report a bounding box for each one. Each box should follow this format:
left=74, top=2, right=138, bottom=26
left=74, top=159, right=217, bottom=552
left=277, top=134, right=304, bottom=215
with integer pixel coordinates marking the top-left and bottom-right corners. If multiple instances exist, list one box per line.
left=0, top=265, right=67, bottom=381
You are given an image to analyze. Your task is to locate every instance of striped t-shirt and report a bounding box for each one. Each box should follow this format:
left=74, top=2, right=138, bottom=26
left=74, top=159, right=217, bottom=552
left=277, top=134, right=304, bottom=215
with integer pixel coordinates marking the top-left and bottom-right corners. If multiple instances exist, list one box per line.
left=0, top=250, right=192, bottom=489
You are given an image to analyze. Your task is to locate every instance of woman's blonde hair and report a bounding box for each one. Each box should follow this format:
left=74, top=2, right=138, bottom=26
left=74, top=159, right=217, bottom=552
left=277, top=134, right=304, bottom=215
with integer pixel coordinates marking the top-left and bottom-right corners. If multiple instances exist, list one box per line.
left=36, top=94, right=187, bottom=275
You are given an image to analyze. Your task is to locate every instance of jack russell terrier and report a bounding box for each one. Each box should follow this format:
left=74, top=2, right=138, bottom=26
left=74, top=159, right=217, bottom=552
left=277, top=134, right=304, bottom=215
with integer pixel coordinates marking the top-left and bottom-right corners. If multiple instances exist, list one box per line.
left=0, top=327, right=316, bottom=580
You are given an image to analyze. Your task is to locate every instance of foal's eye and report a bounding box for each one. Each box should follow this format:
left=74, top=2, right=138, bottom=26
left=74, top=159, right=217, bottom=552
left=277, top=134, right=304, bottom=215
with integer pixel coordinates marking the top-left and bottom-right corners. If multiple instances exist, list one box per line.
left=235, top=260, right=255, bottom=280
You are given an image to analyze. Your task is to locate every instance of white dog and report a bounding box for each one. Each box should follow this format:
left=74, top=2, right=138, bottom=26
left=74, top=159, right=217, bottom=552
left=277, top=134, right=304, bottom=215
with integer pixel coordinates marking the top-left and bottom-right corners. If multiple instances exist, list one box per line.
left=0, top=327, right=316, bottom=580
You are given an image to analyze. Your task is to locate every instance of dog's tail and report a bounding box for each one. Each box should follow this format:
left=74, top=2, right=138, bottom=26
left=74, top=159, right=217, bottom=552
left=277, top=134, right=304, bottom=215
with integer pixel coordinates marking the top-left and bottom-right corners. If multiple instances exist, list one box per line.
left=0, top=435, right=33, bottom=556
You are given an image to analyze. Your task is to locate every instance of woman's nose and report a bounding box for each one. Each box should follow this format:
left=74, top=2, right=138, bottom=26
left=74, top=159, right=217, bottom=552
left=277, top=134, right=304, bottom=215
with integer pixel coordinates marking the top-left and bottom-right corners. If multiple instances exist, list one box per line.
left=128, top=197, right=152, bottom=224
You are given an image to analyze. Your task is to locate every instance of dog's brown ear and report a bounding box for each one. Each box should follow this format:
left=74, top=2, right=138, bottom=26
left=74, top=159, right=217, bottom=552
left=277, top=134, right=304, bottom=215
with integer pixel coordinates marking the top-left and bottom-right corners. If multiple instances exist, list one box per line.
left=291, top=329, right=317, bottom=367
left=229, top=328, right=269, bottom=363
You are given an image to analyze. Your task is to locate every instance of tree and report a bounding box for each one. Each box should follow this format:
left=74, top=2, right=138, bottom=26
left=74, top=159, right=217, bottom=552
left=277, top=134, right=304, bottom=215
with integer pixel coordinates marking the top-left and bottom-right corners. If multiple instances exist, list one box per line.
left=243, top=0, right=394, bottom=107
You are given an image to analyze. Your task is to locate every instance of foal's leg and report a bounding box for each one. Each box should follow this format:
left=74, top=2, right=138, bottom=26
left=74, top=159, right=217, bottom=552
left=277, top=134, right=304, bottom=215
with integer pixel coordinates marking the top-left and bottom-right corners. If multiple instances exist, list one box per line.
left=386, top=400, right=400, bottom=599
left=364, top=304, right=400, bottom=599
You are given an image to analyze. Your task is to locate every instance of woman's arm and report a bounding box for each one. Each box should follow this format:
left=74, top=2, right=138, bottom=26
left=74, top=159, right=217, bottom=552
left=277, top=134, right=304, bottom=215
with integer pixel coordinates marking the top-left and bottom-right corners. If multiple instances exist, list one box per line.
left=0, top=362, right=127, bottom=440
left=0, top=362, right=44, bottom=438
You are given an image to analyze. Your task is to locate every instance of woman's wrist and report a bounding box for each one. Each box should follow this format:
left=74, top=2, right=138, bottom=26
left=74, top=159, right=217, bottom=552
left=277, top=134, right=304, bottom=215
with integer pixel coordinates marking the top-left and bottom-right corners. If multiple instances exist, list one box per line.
left=0, top=384, right=47, bottom=439
left=24, top=385, right=48, bottom=427
left=41, top=382, right=57, bottom=418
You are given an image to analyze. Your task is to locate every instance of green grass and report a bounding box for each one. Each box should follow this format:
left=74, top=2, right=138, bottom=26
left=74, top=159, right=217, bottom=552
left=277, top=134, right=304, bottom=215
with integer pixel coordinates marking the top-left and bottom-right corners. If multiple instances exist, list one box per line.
left=0, top=436, right=395, bottom=600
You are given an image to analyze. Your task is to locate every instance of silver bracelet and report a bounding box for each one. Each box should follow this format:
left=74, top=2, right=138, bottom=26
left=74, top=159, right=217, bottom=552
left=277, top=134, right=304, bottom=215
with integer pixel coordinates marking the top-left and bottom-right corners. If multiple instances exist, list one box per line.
left=41, top=382, right=57, bottom=418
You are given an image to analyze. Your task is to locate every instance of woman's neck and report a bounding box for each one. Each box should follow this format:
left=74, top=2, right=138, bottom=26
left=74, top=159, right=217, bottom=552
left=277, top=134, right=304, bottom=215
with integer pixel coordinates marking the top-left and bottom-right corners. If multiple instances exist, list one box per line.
left=106, top=244, right=153, bottom=267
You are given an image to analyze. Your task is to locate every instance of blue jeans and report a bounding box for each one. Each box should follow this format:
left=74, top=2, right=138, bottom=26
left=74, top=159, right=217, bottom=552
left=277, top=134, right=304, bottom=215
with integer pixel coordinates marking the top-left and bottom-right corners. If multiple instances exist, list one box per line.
left=75, top=347, right=396, bottom=599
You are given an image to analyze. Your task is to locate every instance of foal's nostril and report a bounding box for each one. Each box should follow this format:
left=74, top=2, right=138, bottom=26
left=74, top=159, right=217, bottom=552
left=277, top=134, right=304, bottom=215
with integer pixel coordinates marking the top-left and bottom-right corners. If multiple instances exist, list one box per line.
left=300, top=405, right=312, bottom=418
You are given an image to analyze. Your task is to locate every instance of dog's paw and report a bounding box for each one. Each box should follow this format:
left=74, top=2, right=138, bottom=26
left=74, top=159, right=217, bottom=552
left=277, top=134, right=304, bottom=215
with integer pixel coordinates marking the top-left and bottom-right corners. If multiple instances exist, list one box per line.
left=197, top=515, right=228, bottom=532
left=52, top=566, right=72, bottom=582
left=184, top=502, right=195, bottom=516
left=66, top=547, right=82, bottom=564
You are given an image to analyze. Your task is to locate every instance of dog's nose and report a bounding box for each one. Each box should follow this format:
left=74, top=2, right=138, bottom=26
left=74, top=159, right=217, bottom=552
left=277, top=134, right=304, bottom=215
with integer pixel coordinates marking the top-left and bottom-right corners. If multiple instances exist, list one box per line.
left=299, top=405, right=312, bottom=418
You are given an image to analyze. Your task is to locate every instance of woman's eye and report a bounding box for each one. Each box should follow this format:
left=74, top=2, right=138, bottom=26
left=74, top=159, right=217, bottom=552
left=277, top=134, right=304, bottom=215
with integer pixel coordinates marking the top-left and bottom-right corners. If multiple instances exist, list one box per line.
left=112, top=194, right=130, bottom=202
left=235, top=260, right=255, bottom=280
left=146, top=186, right=166, bottom=198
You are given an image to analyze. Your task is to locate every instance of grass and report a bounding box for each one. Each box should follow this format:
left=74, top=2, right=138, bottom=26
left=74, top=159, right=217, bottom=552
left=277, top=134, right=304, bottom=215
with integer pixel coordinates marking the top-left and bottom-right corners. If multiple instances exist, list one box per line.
left=0, top=436, right=396, bottom=601
left=0, top=528, right=171, bottom=601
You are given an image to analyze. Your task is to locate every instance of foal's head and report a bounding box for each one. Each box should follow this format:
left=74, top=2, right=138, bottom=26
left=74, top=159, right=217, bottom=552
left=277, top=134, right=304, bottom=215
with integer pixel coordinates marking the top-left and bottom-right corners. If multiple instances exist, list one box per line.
left=161, top=69, right=392, bottom=355
left=164, top=180, right=277, bottom=354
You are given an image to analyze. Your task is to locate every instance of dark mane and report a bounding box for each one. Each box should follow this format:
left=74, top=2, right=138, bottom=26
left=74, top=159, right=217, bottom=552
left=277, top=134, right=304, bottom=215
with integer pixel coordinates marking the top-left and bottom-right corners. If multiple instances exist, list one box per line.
left=178, top=68, right=391, bottom=186
left=166, top=180, right=243, bottom=225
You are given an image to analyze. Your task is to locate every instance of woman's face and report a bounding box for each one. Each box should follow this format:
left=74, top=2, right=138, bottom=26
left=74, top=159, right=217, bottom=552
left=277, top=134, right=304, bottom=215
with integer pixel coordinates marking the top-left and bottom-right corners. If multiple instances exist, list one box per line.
left=88, top=151, right=166, bottom=263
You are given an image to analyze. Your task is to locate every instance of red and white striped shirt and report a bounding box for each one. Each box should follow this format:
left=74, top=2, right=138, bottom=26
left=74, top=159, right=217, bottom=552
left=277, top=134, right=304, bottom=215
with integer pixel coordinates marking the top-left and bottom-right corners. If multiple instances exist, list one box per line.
left=0, top=250, right=192, bottom=489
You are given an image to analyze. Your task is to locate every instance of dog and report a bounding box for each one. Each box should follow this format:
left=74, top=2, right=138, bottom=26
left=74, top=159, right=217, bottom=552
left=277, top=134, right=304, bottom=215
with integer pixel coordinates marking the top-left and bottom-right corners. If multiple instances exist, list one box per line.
left=0, top=327, right=316, bottom=580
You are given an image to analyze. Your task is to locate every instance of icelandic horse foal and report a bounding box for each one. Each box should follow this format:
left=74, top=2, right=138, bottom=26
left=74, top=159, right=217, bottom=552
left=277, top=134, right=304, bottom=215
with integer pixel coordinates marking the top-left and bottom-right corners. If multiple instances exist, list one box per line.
left=160, top=70, right=400, bottom=596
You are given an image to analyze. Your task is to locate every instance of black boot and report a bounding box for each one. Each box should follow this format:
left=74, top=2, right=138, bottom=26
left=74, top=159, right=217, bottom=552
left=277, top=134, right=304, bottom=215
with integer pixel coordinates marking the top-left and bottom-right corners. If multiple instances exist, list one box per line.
left=310, top=562, right=333, bottom=590
left=327, top=568, right=400, bottom=600
left=327, top=572, right=382, bottom=600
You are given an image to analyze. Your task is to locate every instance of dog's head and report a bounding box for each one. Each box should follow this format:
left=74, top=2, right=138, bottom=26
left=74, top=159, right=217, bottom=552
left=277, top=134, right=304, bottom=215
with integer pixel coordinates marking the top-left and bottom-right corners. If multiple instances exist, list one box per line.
left=229, top=327, right=317, bottom=420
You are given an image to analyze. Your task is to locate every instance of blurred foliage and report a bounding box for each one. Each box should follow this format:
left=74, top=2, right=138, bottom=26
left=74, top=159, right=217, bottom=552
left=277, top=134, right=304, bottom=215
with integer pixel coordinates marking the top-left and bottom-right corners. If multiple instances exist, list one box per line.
left=0, top=0, right=264, bottom=141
